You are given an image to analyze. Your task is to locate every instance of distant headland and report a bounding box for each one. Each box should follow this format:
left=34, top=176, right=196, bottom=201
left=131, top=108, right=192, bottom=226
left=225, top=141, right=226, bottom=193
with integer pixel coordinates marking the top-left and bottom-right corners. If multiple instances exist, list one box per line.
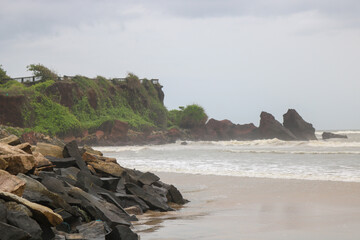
left=0, top=64, right=325, bottom=145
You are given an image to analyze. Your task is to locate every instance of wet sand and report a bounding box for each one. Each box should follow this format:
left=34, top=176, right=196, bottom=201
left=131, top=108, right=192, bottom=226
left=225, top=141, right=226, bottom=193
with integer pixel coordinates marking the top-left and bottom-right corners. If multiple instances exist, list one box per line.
left=134, top=172, right=360, bottom=240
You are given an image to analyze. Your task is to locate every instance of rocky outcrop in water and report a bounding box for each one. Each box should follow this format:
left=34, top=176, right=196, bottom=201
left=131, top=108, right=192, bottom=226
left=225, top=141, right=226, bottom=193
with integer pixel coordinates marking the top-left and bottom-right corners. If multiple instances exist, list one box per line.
left=257, top=112, right=297, bottom=141
left=205, top=119, right=257, bottom=140
left=322, top=132, right=348, bottom=140
left=283, top=109, right=317, bottom=140
left=0, top=135, right=187, bottom=239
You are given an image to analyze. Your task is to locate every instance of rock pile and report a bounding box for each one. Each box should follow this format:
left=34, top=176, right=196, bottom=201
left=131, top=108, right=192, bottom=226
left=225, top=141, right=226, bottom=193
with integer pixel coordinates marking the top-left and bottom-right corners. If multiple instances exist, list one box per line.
left=0, top=136, right=187, bottom=239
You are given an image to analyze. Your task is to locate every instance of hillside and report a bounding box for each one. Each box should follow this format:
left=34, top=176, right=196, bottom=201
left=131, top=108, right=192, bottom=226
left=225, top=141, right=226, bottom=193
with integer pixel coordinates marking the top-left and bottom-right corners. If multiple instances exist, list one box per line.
left=0, top=68, right=167, bottom=139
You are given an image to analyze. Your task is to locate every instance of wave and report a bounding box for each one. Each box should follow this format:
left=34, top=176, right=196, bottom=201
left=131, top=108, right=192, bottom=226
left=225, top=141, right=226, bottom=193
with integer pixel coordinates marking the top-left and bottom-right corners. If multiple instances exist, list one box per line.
left=222, top=149, right=360, bottom=155
left=316, top=130, right=360, bottom=135
left=202, top=139, right=360, bottom=148
left=117, top=163, right=360, bottom=183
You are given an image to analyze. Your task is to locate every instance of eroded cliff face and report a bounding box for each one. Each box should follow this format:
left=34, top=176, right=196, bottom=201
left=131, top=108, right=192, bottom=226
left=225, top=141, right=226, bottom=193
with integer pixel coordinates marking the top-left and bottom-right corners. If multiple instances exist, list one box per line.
left=0, top=95, right=26, bottom=128
left=0, top=76, right=167, bottom=139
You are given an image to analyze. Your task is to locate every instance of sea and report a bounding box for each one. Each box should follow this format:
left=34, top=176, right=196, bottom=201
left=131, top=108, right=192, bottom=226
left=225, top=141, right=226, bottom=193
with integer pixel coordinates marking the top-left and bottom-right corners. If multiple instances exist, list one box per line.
left=95, top=130, right=360, bottom=183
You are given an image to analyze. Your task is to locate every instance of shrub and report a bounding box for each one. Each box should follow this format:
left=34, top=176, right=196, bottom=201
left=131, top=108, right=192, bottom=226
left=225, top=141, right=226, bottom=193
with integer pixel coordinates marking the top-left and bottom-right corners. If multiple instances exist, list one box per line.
left=27, top=64, right=58, bottom=81
left=0, top=65, right=10, bottom=81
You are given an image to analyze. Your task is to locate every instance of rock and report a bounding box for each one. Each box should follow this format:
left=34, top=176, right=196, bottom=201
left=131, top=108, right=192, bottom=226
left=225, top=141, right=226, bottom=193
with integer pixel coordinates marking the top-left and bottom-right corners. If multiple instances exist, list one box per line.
left=4, top=201, right=32, bottom=217
left=17, top=173, right=76, bottom=215
left=35, top=142, right=64, bottom=158
left=125, top=183, right=171, bottom=211
left=98, top=120, right=129, bottom=142
left=114, top=193, right=149, bottom=212
left=88, top=161, right=125, bottom=177
left=6, top=210, right=43, bottom=240
left=45, top=156, right=76, bottom=168
left=0, top=170, right=26, bottom=196
left=143, top=185, right=168, bottom=203
left=40, top=175, right=81, bottom=205
left=167, top=128, right=182, bottom=140
left=105, top=225, right=139, bottom=240
left=0, top=191, right=63, bottom=226
left=283, top=109, right=317, bottom=140
left=76, top=221, right=108, bottom=239
left=205, top=119, right=257, bottom=140
left=63, top=141, right=90, bottom=173
left=87, top=164, right=97, bottom=174
left=0, top=156, right=8, bottom=170
left=0, top=221, right=31, bottom=240
left=101, top=177, right=120, bottom=192
left=124, top=206, right=143, bottom=215
left=137, top=172, right=160, bottom=186
left=33, top=152, right=52, bottom=167
left=0, top=201, right=7, bottom=222
left=258, top=112, right=297, bottom=140
left=0, top=135, right=21, bottom=146
left=0, top=143, right=36, bottom=175
left=67, top=186, right=130, bottom=227
left=167, top=184, right=187, bottom=205
left=81, top=145, right=103, bottom=156
left=21, top=132, right=39, bottom=145
left=82, top=152, right=117, bottom=164
left=15, top=143, right=32, bottom=154
left=181, top=141, right=187, bottom=145
left=322, top=132, right=348, bottom=140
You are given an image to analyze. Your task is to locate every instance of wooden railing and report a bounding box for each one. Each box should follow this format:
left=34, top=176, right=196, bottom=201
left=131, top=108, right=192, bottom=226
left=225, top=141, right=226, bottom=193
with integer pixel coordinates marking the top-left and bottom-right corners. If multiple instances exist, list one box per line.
left=1, top=75, right=160, bottom=85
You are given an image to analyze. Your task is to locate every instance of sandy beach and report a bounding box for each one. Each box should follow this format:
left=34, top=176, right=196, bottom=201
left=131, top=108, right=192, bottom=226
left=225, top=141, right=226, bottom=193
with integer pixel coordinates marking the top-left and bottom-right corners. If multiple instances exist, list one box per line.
left=134, top=172, right=360, bottom=240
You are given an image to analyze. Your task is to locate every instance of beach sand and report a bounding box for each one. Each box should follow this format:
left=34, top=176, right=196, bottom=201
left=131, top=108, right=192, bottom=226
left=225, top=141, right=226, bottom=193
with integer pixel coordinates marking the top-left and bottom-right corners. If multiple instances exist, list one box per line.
left=133, top=172, right=360, bottom=240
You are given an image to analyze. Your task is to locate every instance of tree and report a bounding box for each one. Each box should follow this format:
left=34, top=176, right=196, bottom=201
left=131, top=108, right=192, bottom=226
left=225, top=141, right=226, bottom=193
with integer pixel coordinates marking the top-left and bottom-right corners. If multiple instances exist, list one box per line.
left=0, top=65, right=10, bottom=81
left=27, top=64, right=58, bottom=81
left=179, top=104, right=208, bottom=129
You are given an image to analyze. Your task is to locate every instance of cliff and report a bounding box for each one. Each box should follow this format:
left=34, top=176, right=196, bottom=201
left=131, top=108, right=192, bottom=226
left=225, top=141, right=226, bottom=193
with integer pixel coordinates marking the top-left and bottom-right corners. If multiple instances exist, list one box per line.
left=0, top=74, right=167, bottom=143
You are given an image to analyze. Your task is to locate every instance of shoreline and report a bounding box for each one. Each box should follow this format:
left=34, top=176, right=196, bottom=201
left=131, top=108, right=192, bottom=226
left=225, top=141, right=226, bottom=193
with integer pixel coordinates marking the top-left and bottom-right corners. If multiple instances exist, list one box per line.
left=136, top=172, right=360, bottom=240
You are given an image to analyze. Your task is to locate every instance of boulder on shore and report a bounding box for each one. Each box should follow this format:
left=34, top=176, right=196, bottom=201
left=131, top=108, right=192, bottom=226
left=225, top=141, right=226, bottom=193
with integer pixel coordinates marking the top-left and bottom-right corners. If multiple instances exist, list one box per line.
left=0, top=143, right=36, bottom=175
left=258, top=112, right=297, bottom=140
left=322, top=132, right=348, bottom=140
left=283, top=109, right=317, bottom=140
left=0, top=170, right=26, bottom=196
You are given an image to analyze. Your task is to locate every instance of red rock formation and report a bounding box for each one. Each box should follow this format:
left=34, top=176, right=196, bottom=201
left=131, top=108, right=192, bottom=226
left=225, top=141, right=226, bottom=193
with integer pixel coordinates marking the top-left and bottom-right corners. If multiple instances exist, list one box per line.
left=258, top=112, right=297, bottom=140
left=283, top=109, right=317, bottom=140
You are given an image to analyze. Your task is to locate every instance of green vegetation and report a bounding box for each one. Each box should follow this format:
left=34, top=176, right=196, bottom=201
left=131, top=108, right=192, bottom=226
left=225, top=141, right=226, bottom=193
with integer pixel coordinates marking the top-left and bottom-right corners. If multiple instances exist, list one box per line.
left=168, top=104, right=208, bottom=129
left=0, top=64, right=208, bottom=137
left=0, top=65, right=10, bottom=81
left=27, top=64, right=58, bottom=81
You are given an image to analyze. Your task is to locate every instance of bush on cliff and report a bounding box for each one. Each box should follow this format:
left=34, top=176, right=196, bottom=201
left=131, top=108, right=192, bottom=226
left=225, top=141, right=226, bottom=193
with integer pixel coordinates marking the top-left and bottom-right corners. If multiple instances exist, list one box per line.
left=168, top=104, right=208, bottom=129
left=0, top=65, right=10, bottom=81
left=27, top=64, right=58, bottom=81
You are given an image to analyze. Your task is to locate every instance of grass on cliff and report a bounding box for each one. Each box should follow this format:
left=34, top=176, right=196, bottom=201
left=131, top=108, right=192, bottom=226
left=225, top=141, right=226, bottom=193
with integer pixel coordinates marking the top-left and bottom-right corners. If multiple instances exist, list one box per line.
left=0, top=65, right=207, bottom=137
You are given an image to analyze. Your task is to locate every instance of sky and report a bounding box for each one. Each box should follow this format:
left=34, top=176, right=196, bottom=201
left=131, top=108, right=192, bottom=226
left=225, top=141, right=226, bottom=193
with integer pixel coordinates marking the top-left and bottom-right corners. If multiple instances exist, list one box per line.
left=1, top=0, right=359, bottom=130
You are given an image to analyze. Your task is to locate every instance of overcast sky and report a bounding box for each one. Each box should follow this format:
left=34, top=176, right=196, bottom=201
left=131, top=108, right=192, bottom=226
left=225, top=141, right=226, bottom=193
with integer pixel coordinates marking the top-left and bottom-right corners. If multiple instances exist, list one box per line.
left=1, top=0, right=359, bottom=130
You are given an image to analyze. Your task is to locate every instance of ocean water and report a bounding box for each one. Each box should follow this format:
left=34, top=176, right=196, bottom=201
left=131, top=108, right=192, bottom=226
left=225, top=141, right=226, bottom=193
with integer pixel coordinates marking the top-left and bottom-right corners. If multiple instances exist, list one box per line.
left=95, top=130, right=360, bottom=182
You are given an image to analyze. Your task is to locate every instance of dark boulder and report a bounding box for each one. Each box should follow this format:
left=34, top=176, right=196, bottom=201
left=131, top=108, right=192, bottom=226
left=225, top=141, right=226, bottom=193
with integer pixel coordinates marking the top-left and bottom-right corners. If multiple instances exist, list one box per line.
left=6, top=210, right=43, bottom=240
left=0, top=201, right=7, bottom=222
left=322, top=132, right=348, bottom=140
left=125, top=183, right=172, bottom=211
left=167, top=184, right=187, bottom=205
left=137, top=172, right=160, bottom=186
left=283, top=109, right=317, bottom=140
left=105, top=225, right=139, bottom=240
left=68, top=186, right=130, bottom=227
left=63, top=141, right=91, bottom=173
left=45, top=156, right=77, bottom=168
left=76, top=220, right=109, bottom=240
left=258, top=112, right=297, bottom=140
left=0, top=221, right=31, bottom=240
